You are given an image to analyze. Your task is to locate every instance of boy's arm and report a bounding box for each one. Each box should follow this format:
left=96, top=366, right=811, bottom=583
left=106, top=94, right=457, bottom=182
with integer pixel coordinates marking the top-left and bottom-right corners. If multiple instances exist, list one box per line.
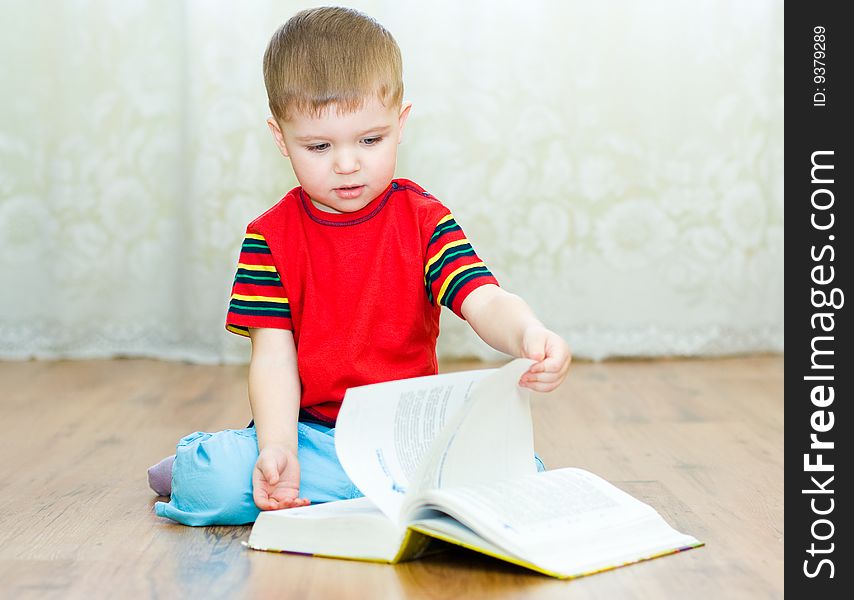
left=460, top=284, right=572, bottom=393
left=248, top=327, right=301, bottom=451
left=248, top=327, right=309, bottom=509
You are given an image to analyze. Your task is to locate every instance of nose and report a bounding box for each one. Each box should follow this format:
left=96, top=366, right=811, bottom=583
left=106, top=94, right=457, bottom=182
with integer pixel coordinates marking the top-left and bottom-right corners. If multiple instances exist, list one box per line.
left=333, top=149, right=360, bottom=175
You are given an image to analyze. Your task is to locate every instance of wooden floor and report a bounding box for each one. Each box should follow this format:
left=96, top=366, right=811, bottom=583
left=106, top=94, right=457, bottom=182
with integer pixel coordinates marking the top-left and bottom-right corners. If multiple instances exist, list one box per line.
left=0, top=356, right=783, bottom=599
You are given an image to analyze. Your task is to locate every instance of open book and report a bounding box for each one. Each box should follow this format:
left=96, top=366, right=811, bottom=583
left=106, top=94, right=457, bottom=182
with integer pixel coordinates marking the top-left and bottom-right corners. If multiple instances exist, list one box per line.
left=246, top=359, right=703, bottom=578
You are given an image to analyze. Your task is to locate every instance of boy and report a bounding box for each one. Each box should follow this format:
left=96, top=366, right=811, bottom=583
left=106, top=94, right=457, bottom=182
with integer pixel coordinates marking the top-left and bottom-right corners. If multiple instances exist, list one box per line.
left=150, top=6, right=571, bottom=526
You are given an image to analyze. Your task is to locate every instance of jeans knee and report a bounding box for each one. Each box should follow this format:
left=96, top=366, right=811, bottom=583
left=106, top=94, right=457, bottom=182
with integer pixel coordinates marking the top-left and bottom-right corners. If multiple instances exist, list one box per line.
left=159, top=430, right=260, bottom=526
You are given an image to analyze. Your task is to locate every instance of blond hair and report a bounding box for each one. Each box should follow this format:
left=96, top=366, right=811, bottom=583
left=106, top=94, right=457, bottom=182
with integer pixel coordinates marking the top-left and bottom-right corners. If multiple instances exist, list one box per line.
left=263, top=6, right=403, bottom=122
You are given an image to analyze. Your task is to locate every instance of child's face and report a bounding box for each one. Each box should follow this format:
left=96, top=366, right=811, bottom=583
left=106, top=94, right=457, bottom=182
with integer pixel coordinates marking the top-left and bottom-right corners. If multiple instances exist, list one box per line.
left=268, top=97, right=411, bottom=213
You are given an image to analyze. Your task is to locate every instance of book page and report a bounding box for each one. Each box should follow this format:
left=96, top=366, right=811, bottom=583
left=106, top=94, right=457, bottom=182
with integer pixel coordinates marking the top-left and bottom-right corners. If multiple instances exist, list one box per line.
left=408, top=515, right=529, bottom=565
left=405, top=359, right=537, bottom=503
left=334, top=369, right=492, bottom=522
left=412, top=467, right=699, bottom=575
left=419, top=468, right=653, bottom=546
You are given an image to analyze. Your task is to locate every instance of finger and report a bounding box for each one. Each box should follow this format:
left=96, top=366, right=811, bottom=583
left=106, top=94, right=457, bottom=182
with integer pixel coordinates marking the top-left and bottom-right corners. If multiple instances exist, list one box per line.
left=543, top=338, right=572, bottom=370
left=521, top=367, right=569, bottom=389
left=253, top=487, right=275, bottom=511
left=529, top=349, right=552, bottom=372
left=272, top=496, right=311, bottom=509
left=535, top=352, right=571, bottom=377
left=253, top=467, right=280, bottom=510
left=519, top=370, right=548, bottom=385
left=252, top=466, right=268, bottom=496
left=537, top=357, right=563, bottom=374
left=522, top=371, right=562, bottom=384
left=525, top=361, right=570, bottom=380
left=524, top=348, right=546, bottom=363
left=270, top=485, right=304, bottom=503
left=262, top=492, right=287, bottom=510
left=258, top=497, right=279, bottom=511
left=259, top=485, right=297, bottom=511
left=521, top=366, right=540, bottom=380
left=523, top=332, right=547, bottom=363
left=537, top=350, right=567, bottom=372
left=521, top=379, right=561, bottom=393
left=262, top=463, right=279, bottom=486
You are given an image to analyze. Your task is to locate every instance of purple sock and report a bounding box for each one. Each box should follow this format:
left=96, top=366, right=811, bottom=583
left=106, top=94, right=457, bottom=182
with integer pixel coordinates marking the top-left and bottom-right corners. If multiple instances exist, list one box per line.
left=148, top=454, right=175, bottom=496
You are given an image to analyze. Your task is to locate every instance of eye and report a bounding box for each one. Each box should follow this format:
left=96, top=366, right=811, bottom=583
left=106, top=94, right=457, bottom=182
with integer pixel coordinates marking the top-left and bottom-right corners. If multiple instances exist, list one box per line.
left=362, top=136, right=382, bottom=146
left=306, top=143, right=330, bottom=152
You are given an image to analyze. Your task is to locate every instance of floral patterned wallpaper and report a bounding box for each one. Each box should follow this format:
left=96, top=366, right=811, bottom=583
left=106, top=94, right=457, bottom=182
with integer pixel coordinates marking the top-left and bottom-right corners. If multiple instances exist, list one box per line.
left=0, top=0, right=783, bottom=362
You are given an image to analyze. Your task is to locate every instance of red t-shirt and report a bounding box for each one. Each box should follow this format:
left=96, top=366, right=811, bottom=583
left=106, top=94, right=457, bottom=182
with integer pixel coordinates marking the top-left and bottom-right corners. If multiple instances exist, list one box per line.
left=225, top=178, right=498, bottom=423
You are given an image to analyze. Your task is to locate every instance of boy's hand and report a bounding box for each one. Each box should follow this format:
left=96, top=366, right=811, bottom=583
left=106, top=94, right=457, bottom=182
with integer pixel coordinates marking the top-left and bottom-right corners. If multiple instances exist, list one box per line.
left=253, top=445, right=311, bottom=511
left=518, top=325, right=572, bottom=393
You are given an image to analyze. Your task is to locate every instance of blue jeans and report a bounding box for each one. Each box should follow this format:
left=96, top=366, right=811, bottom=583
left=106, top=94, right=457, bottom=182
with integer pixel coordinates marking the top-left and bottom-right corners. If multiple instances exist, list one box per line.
left=154, top=423, right=546, bottom=526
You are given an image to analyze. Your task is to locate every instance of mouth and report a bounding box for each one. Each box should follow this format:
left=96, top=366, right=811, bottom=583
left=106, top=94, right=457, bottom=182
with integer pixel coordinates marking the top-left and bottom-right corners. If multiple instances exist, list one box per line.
left=333, top=185, right=365, bottom=199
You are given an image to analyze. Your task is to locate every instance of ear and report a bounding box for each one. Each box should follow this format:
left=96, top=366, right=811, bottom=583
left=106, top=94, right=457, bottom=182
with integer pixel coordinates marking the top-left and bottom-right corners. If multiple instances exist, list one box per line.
left=396, top=102, right=412, bottom=144
left=266, top=117, right=290, bottom=158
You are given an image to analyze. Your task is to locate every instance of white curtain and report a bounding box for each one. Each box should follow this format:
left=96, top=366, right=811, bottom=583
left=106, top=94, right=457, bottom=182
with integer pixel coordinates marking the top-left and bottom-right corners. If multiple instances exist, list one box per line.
left=0, top=0, right=783, bottom=363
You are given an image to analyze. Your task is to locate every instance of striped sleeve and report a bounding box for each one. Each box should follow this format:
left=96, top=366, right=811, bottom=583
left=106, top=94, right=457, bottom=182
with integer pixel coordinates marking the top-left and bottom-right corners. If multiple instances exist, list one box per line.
left=424, top=212, right=499, bottom=318
left=225, top=231, right=292, bottom=337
